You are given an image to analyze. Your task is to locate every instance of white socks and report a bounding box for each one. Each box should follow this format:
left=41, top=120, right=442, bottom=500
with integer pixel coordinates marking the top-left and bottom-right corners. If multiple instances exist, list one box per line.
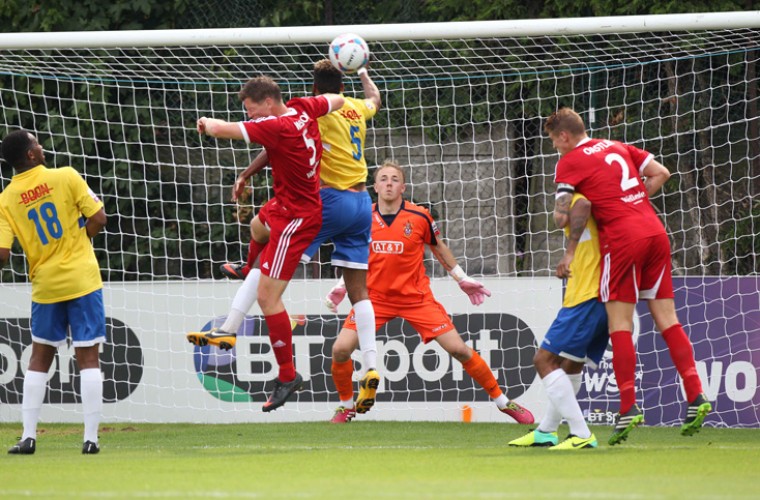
left=221, top=268, right=261, bottom=333
left=493, top=394, right=508, bottom=409
left=352, top=299, right=377, bottom=371
left=21, top=370, right=47, bottom=440
left=80, top=368, right=103, bottom=444
left=541, top=368, right=591, bottom=438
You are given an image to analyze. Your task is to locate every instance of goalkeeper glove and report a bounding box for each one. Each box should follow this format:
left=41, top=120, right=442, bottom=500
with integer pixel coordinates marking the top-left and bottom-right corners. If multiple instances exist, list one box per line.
left=324, top=277, right=347, bottom=313
left=449, top=265, right=491, bottom=306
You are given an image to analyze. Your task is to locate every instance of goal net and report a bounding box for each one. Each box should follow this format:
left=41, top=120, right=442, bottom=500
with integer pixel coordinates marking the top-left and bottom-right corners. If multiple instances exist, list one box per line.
left=0, top=12, right=758, bottom=426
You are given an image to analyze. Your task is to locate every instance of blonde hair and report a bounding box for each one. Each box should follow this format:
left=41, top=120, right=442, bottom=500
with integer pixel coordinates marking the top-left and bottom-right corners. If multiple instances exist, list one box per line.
left=544, top=107, right=586, bottom=137
left=373, top=159, right=406, bottom=183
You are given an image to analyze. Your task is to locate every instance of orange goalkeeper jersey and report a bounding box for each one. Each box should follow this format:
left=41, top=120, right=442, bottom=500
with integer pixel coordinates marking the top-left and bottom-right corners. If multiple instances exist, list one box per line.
left=367, top=200, right=440, bottom=304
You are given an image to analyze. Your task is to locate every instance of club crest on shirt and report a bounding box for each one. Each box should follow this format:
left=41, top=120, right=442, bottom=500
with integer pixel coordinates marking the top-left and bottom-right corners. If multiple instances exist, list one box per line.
left=404, top=221, right=413, bottom=238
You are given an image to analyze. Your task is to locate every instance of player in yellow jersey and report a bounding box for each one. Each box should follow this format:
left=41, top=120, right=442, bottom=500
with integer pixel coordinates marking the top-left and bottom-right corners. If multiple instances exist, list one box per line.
left=0, top=130, right=107, bottom=455
left=196, top=60, right=384, bottom=411
left=509, top=193, right=607, bottom=450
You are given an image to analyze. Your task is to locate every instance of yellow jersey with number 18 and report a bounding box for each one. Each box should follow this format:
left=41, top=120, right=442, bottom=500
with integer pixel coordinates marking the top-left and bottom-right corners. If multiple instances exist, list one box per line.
left=317, top=95, right=377, bottom=190
left=0, top=165, right=104, bottom=303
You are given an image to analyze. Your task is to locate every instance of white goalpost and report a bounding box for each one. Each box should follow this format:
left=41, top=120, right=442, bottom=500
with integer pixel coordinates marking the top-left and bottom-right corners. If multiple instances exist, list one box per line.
left=0, top=11, right=758, bottom=426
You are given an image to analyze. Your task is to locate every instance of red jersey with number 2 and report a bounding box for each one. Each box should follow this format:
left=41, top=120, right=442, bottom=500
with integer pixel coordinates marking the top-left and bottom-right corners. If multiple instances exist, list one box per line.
left=554, top=138, right=664, bottom=249
left=239, top=96, right=330, bottom=217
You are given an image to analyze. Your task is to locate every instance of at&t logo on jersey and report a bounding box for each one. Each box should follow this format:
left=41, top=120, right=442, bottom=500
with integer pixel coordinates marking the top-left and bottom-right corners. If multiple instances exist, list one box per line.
left=372, top=241, right=404, bottom=254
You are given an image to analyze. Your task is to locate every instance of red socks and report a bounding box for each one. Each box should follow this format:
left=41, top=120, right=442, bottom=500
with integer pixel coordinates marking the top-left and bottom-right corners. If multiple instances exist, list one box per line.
left=662, top=323, right=703, bottom=402
left=265, top=310, right=295, bottom=382
left=239, top=239, right=267, bottom=277
left=610, top=330, right=637, bottom=414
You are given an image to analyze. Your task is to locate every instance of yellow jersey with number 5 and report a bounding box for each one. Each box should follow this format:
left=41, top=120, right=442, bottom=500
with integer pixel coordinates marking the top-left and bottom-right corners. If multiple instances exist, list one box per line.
left=317, top=95, right=377, bottom=190
left=0, top=165, right=104, bottom=303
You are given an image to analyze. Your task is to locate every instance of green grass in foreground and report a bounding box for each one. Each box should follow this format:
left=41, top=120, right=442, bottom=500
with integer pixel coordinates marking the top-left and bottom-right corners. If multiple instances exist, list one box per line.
left=1, top=422, right=758, bottom=499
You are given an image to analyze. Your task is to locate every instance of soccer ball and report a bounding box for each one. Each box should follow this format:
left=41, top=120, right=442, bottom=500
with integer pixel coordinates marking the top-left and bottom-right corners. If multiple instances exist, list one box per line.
left=328, top=33, right=370, bottom=73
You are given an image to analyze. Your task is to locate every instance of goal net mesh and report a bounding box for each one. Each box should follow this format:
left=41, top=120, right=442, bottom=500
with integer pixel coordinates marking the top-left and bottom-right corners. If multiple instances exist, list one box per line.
left=0, top=22, right=758, bottom=426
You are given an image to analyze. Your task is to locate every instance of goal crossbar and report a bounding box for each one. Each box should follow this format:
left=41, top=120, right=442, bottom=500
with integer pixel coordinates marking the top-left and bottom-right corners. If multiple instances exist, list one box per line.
left=0, top=11, right=759, bottom=49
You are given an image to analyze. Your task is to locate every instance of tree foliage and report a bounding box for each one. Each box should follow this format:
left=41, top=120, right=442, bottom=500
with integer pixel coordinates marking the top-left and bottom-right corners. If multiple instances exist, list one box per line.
left=0, top=0, right=757, bottom=278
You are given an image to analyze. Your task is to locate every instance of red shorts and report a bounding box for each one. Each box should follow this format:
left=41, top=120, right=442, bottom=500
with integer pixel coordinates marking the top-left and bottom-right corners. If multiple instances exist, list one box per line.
left=342, top=293, right=455, bottom=343
left=600, top=232, right=674, bottom=303
left=258, top=199, right=321, bottom=281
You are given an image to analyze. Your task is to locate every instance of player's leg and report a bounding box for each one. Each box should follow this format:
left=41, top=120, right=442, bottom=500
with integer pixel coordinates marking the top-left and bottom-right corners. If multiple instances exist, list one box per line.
left=433, top=329, right=533, bottom=424
left=188, top=215, right=270, bottom=349
left=257, top=211, right=320, bottom=412
left=606, top=299, right=644, bottom=445
left=330, top=324, right=359, bottom=423
left=648, top=298, right=710, bottom=434
left=7, top=342, right=55, bottom=455
left=316, top=188, right=377, bottom=376
left=536, top=300, right=604, bottom=448
left=220, top=215, right=269, bottom=280
left=9, top=302, right=66, bottom=455
left=257, top=273, right=301, bottom=409
left=343, top=267, right=380, bottom=408
left=601, top=245, right=644, bottom=444
left=70, top=290, right=106, bottom=454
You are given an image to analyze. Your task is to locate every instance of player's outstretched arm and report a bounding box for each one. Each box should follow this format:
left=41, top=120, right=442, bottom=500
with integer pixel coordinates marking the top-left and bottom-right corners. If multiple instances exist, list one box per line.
left=197, top=117, right=244, bottom=140
left=357, top=67, right=381, bottom=110
left=322, top=93, right=345, bottom=113
left=324, top=276, right=347, bottom=313
left=233, top=151, right=269, bottom=201
left=430, top=240, right=491, bottom=306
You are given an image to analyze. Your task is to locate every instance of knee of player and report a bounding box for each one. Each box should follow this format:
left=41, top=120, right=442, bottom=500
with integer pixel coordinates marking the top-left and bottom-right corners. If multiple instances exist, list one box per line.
left=447, top=344, right=472, bottom=363
left=533, top=348, right=559, bottom=373
left=332, top=344, right=353, bottom=362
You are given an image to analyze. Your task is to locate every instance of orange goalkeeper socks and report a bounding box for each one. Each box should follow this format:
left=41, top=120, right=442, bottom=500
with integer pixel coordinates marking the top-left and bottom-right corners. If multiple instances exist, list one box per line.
left=463, top=350, right=502, bottom=399
left=331, top=359, right=355, bottom=403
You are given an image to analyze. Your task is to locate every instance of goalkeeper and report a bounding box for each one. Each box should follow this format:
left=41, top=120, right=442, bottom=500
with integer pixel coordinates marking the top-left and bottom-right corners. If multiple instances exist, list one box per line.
left=324, top=160, right=534, bottom=424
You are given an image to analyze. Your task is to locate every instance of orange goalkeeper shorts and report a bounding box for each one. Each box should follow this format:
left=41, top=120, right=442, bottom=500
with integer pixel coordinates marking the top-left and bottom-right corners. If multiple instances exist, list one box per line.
left=342, top=293, right=455, bottom=343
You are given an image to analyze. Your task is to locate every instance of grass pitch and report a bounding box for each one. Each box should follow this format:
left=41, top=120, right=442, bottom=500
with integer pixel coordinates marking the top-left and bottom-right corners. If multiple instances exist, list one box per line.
left=1, top=422, right=758, bottom=499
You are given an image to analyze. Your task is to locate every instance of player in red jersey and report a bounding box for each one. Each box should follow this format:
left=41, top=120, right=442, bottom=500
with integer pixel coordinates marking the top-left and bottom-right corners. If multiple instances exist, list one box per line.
left=545, top=107, right=711, bottom=444
left=187, top=76, right=344, bottom=412
left=324, top=160, right=534, bottom=424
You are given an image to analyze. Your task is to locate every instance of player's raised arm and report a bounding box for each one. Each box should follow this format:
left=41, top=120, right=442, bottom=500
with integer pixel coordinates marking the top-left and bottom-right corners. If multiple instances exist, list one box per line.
left=356, top=67, right=381, bottom=110
left=553, top=191, right=573, bottom=229
left=429, top=239, right=491, bottom=306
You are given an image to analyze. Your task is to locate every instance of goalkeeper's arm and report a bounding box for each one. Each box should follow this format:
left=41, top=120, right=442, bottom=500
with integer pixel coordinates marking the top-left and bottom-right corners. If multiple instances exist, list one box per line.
left=429, top=240, right=491, bottom=306
left=324, top=276, right=347, bottom=313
